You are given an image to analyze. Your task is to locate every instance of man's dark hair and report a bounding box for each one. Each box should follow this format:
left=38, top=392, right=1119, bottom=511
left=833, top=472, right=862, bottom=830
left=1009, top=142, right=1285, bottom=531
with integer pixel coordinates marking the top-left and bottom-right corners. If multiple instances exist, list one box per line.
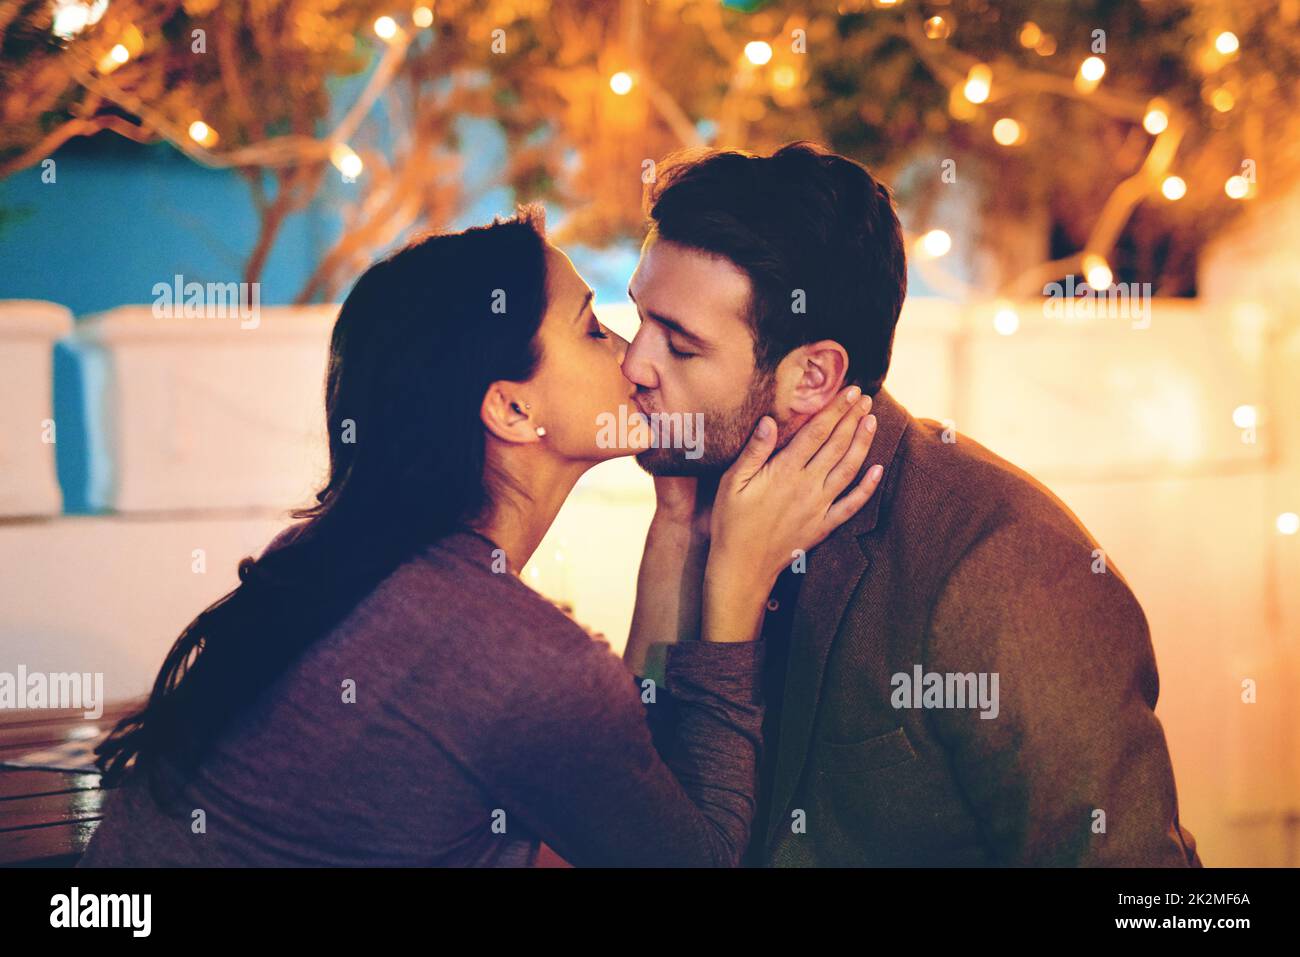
left=645, top=141, right=907, bottom=395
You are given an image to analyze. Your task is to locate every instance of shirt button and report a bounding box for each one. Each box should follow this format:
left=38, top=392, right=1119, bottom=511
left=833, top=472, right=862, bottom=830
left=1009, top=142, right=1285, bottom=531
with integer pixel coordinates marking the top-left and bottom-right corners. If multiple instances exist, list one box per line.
left=767, top=598, right=780, bottom=612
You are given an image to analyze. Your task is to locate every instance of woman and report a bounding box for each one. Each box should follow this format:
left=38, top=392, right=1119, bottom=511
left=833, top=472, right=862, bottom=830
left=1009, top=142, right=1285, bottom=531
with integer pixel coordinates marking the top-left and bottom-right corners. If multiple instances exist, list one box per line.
left=79, top=207, right=881, bottom=867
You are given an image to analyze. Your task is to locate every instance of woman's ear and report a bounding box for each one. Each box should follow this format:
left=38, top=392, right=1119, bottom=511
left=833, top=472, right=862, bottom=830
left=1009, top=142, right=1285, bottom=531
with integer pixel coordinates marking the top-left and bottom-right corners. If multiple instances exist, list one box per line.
left=480, top=383, right=540, bottom=444
left=779, top=339, right=851, bottom=416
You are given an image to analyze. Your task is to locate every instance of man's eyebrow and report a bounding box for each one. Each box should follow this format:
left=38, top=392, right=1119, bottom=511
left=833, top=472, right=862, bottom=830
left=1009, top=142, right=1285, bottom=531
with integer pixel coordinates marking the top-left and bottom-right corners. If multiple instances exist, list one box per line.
left=626, top=287, right=709, bottom=347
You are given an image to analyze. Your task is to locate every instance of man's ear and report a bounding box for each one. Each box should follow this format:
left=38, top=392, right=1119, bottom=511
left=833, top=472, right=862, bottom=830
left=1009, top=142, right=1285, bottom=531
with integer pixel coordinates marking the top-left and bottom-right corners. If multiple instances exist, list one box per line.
left=480, top=383, right=540, bottom=444
left=777, top=339, right=850, bottom=416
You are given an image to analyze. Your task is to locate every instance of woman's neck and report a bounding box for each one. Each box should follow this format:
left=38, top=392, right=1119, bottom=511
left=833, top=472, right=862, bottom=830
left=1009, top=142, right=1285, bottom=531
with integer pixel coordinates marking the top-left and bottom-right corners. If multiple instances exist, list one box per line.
left=471, top=448, right=588, bottom=577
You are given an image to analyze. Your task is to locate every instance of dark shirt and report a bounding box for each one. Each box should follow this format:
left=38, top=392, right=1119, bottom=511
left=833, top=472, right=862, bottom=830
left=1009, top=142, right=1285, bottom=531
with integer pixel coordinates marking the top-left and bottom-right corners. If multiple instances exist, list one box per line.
left=743, top=564, right=804, bottom=865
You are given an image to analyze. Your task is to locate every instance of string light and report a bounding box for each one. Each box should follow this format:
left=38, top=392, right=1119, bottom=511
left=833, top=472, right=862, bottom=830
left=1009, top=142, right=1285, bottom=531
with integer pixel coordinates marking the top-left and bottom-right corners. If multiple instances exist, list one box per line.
left=772, top=65, right=797, bottom=91
left=96, top=42, right=130, bottom=73
left=1278, top=512, right=1300, bottom=536
left=1232, top=405, right=1258, bottom=429
left=188, top=121, right=217, bottom=146
left=1018, top=22, right=1042, bottom=48
left=1224, top=175, right=1250, bottom=199
left=1082, top=253, right=1112, bottom=289
left=923, top=16, right=951, bottom=41
left=963, top=64, right=991, bottom=104
left=744, top=41, right=773, bottom=66
left=1143, top=99, right=1170, bottom=134
left=51, top=0, right=108, bottom=39
left=1161, top=175, right=1186, bottom=200
left=1215, top=32, right=1239, bottom=55
left=412, top=6, right=433, bottom=29
left=993, top=306, right=1020, bottom=336
left=330, top=143, right=363, bottom=179
left=1211, top=87, right=1235, bottom=112
left=1034, top=34, right=1057, bottom=57
left=374, top=16, right=398, bottom=40
left=609, top=71, right=634, bottom=95
left=992, top=118, right=1024, bottom=146
left=919, top=229, right=951, bottom=257
left=1075, top=56, right=1105, bottom=93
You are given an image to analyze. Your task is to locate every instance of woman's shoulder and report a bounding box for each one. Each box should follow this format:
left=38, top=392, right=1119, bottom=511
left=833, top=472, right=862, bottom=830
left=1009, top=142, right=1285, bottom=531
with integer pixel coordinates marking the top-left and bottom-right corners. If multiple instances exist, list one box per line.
left=390, top=531, right=616, bottom=662
left=394, top=532, right=642, bottom=729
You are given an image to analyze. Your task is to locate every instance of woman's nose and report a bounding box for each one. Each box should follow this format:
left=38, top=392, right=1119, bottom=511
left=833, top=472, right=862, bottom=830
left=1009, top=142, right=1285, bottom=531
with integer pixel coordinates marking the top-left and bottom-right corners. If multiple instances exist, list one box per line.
left=612, top=330, right=630, bottom=362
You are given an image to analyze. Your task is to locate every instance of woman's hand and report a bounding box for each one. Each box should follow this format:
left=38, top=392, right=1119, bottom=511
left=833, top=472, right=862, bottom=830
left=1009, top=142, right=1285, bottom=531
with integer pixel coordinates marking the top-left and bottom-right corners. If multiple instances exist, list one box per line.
left=701, top=385, right=883, bottom=643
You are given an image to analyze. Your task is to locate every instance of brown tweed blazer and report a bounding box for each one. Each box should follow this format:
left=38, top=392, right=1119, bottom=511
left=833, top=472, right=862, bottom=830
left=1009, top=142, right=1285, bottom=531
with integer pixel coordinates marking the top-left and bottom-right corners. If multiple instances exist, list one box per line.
left=755, top=387, right=1201, bottom=866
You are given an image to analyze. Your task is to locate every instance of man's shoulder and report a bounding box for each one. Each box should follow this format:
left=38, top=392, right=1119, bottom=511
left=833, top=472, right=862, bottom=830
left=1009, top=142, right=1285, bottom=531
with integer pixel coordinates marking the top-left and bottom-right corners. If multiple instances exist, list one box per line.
left=889, top=413, right=1147, bottom=634
left=892, top=412, right=1103, bottom=557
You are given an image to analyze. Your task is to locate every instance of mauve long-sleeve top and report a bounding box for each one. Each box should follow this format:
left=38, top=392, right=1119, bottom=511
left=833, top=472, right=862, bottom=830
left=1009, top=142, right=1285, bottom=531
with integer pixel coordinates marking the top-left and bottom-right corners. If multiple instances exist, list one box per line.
left=77, top=528, right=765, bottom=867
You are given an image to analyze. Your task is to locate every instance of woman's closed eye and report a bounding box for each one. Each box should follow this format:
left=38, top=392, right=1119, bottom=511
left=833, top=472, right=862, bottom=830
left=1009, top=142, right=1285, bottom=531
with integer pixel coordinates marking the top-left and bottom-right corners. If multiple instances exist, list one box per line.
left=588, top=318, right=610, bottom=340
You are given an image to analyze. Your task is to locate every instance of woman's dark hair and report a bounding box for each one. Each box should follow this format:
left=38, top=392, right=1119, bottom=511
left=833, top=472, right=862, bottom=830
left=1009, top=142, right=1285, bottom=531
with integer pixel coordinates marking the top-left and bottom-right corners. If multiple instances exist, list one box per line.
left=93, top=207, right=550, bottom=804
left=645, top=141, right=907, bottom=396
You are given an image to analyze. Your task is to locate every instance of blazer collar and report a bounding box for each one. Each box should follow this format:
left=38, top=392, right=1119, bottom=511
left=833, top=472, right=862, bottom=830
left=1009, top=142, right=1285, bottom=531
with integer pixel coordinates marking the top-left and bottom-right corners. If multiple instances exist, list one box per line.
left=762, top=385, right=911, bottom=852
left=845, top=385, right=910, bottom=543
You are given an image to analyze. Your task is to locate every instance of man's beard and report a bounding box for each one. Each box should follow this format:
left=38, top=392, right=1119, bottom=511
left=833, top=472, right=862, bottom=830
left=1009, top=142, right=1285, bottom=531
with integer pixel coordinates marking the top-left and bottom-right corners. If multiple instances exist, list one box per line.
left=634, top=366, right=778, bottom=477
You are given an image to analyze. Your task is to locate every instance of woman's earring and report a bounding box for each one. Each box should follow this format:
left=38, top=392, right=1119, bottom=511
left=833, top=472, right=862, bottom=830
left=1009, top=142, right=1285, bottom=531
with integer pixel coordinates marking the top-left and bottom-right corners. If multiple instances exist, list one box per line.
left=510, top=400, right=544, bottom=436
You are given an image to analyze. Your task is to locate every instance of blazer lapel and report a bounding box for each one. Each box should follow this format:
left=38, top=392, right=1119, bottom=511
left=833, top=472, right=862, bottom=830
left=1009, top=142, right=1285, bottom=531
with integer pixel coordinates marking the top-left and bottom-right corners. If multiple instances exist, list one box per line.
left=763, top=388, right=910, bottom=853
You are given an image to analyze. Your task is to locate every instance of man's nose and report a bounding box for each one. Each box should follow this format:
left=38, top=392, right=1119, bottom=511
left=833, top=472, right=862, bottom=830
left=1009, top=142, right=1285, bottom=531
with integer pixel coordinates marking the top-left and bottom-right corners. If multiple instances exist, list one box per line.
left=620, top=328, right=657, bottom=389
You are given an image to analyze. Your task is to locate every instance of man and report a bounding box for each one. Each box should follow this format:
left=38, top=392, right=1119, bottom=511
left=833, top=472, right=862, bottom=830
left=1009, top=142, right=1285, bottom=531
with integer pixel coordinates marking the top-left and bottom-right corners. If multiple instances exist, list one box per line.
left=622, top=141, right=1201, bottom=866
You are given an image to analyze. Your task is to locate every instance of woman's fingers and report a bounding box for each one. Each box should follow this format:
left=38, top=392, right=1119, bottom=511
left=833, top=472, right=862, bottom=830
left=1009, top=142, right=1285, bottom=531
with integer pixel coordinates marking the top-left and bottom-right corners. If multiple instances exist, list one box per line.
left=807, top=394, right=873, bottom=479
left=822, top=411, right=877, bottom=495
left=776, top=385, right=863, bottom=470
left=824, top=462, right=885, bottom=530
left=723, top=414, right=778, bottom=487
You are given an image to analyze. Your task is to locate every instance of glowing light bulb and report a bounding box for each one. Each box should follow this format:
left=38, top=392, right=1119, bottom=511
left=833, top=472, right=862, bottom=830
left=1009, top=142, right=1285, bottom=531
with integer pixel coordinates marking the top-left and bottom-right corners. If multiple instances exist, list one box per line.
left=374, top=16, right=397, bottom=40
left=1143, top=101, right=1169, bottom=134
left=1215, top=32, right=1239, bottom=55
left=110, top=43, right=129, bottom=64
left=1080, top=56, right=1106, bottom=82
left=744, top=41, right=773, bottom=66
left=924, top=16, right=951, bottom=40
left=1225, top=175, right=1249, bottom=199
left=1211, top=87, right=1235, bottom=112
left=1277, top=512, right=1300, bottom=536
left=1018, top=22, right=1042, bottom=48
left=963, top=64, right=991, bottom=104
left=52, top=0, right=108, bottom=39
left=994, top=307, right=1020, bottom=336
left=1161, top=176, right=1186, bottom=200
left=609, top=71, right=633, bottom=95
left=1232, top=405, right=1257, bottom=429
left=919, top=229, right=951, bottom=258
left=1082, top=254, right=1112, bottom=289
left=330, top=143, right=364, bottom=179
left=412, top=6, right=433, bottom=28
left=992, top=118, right=1023, bottom=146
left=188, top=121, right=216, bottom=146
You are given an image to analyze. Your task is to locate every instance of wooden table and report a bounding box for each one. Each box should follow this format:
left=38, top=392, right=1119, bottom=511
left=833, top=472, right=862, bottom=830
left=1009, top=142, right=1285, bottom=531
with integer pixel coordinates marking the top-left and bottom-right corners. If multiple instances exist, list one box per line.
left=0, top=702, right=140, bottom=867
left=0, top=701, right=569, bottom=867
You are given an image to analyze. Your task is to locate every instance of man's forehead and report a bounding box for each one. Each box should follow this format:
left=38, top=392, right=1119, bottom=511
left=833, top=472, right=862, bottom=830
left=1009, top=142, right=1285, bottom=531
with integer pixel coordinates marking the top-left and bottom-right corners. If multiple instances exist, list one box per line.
left=631, top=237, right=751, bottom=323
